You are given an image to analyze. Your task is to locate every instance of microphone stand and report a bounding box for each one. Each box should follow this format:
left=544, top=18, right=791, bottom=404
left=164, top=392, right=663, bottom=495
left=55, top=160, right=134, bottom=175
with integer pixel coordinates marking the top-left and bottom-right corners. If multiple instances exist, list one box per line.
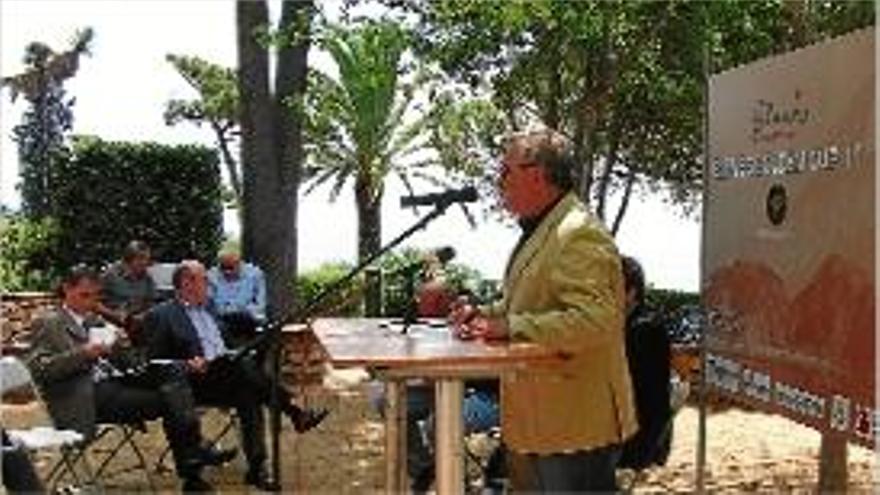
left=267, top=198, right=459, bottom=486
left=401, top=264, right=421, bottom=332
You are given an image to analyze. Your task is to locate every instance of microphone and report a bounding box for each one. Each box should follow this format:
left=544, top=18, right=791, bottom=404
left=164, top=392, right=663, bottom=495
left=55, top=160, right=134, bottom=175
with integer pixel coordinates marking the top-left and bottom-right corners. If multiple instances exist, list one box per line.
left=400, top=186, right=478, bottom=208
left=430, top=246, right=456, bottom=265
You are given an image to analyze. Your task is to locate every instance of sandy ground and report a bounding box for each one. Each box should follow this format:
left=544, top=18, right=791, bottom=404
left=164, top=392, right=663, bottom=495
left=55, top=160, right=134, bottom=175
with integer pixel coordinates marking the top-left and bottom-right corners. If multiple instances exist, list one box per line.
left=3, top=367, right=876, bottom=493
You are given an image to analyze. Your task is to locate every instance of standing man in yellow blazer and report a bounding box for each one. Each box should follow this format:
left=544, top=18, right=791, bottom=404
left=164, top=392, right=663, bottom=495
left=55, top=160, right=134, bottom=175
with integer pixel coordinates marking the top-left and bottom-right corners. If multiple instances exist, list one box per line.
left=451, top=128, right=637, bottom=492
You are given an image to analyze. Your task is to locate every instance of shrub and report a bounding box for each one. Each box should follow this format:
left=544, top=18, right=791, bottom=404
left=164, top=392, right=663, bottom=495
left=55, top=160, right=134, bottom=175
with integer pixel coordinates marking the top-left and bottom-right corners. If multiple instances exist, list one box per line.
left=50, top=136, right=223, bottom=269
left=294, top=261, right=362, bottom=317
left=293, top=250, right=493, bottom=318
left=646, top=287, right=700, bottom=323
left=0, top=216, right=62, bottom=291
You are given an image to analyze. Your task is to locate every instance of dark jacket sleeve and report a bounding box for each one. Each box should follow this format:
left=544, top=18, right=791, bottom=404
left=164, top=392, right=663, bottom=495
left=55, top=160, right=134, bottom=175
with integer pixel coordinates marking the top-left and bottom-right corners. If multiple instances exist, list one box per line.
left=143, top=302, right=203, bottom=360
left=143, top=305, right=173, bottom=359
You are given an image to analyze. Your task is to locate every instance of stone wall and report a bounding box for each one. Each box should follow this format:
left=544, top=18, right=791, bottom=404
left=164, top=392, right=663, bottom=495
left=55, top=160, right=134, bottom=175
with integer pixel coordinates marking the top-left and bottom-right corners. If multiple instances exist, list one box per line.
left=1, top=292, right=327, bottom=387
left=282, top=327, right=330, bottom=388
left=2, top=292, right=57, bottom=350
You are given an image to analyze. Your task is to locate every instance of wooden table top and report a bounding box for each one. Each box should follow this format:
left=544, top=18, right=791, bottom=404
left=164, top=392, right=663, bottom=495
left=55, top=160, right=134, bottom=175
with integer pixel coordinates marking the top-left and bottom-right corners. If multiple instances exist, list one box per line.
left=310, top=318, right=564, bottom=372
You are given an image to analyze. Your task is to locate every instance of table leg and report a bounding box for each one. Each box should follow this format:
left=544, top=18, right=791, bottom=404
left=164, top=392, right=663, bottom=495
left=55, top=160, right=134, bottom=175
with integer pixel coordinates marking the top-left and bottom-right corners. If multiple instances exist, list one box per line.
left=435, top=378, right=464, bottom=495
left=385, top=379, right=408, bottom=494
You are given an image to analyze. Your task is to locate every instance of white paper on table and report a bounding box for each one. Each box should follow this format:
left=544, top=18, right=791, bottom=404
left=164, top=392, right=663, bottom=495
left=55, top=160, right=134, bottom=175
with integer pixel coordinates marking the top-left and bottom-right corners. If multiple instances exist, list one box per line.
left=88, top=325, right=120, bottom=346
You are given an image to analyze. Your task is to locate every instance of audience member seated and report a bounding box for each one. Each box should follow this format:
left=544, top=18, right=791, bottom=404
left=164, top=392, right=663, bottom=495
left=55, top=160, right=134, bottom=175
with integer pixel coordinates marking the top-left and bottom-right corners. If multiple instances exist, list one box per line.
left=97, top=240, right=158, bottom=345
left=387, top=251, right=503, bottom=493
left=414, top=250, right=456, bottom=318
left=619, top=256, right=673, bottom=470
left=207, top=248, right=267, bottom=341
left=25, top=265, right=232, bottom=492
left=144, top=260, right=329, bottom=492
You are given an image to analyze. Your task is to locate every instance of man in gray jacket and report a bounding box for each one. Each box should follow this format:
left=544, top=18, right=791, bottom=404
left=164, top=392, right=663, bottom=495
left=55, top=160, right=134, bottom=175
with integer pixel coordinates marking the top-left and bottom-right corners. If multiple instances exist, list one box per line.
left=26, top=265, right=229, bottom=491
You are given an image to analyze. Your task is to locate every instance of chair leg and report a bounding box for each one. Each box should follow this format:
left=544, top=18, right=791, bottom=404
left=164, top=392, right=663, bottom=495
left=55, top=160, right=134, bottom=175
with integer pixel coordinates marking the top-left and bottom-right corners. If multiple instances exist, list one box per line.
left=125, top=428, right=158, bottom=493
left=96, top=426, right=157, bottom=492
left=79, top=425, right=157, bottom=493
left=154, top=443, right=174, bottom=474
left=212, top=413, right=238, bottom=447
left=46, top=445, right=102, bottom=494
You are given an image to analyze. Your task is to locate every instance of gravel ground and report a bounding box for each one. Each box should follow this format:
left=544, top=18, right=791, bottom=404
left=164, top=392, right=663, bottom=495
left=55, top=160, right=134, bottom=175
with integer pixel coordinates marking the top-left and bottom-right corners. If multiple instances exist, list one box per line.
left=3, top=367, right=876, bottom=493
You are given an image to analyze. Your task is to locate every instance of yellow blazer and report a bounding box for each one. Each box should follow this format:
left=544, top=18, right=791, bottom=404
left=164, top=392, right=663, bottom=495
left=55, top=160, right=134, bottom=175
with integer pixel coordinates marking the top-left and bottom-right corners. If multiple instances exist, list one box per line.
left=486, top=192, right=638, bottom=454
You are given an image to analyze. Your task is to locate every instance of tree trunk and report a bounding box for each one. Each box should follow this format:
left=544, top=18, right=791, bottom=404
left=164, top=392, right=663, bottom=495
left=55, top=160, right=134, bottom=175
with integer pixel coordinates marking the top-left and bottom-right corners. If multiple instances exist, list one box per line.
left=818, top=432, right=848, bottom=493
left=270, top=0, right=311, bottom=318
left=610, top=166, right=636, bottom=236
left=237, top=0, right=312, bottom=318
left=782, top=0, right=814, bottom=49
left=355, top=173, right=382, bottom=264
left=237, top=0, right=271, bottom=263
left=542, top=28, right=562, bottom=130
left=211, top=121, right=242, bottom=200
left=594, top=121, right=621, bottom=223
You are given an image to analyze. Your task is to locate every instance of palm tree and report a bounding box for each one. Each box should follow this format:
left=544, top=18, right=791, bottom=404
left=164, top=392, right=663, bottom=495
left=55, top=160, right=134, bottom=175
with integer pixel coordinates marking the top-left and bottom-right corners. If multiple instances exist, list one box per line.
left=304, top=20, right=433, bottom=263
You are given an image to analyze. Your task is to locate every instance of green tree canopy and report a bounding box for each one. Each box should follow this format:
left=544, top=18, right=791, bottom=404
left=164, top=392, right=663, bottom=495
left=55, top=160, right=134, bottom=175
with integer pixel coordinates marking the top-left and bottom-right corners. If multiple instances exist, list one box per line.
left=165, top=54, right=242, bottom=201
left=387, top=0, right=874, bottom=233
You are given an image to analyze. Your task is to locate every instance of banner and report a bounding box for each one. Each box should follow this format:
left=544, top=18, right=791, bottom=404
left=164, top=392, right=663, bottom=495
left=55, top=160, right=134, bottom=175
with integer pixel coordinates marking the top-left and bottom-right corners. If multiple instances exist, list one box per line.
left=703, top=28, right=875, bottom=447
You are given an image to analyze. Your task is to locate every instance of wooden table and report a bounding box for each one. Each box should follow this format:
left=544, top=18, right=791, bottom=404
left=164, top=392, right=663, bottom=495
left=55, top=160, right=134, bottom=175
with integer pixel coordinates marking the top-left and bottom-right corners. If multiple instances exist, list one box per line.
left=311, top=318, right=563, bottom=495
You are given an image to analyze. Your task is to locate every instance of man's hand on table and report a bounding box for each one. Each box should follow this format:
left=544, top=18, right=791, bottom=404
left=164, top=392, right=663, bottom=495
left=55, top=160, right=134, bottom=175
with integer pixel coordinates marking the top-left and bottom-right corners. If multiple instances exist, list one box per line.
left=449, top=296, right=509, bottom=341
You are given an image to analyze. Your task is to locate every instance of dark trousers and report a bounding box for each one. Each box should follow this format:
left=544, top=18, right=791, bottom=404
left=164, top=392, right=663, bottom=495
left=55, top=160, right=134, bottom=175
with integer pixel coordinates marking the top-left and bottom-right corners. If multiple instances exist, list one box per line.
left=2, top=430, right=44, bottom=494
left=94, top=365, right=202, bottom=479
left=407, top=383, right=502, bottom=493
left=406, top=385, right=434, bottom=492
left=508, top=443, right=621, bottom=493
left=218, top=313, right=263, bottom=353
left=189, top=355, right=302, bottom=472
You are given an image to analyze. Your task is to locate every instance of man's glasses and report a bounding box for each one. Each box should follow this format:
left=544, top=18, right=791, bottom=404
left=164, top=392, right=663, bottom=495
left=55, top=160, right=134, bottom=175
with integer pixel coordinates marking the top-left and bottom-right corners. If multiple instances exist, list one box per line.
left=497, top=161, right=538, bottom=181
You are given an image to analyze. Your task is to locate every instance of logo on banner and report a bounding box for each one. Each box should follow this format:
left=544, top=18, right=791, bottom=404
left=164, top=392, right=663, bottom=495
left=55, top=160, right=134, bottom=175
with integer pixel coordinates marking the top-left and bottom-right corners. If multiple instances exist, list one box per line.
left=766, top=184, right=787, bottom=225
left=752, top=89, right=812, bottom=144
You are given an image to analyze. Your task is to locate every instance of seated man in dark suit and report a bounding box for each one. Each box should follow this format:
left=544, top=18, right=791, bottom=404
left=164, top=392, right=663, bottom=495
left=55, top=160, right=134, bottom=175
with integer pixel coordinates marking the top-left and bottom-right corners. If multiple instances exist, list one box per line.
left=143, top=260, right=328, bottom=491
left=25, top=265, right=228, bottom=492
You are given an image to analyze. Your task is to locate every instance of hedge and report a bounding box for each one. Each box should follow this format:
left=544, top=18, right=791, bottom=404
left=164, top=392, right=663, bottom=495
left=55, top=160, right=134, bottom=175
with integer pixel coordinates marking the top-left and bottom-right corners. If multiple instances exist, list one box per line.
left=50, top=135, right=223, bottom=269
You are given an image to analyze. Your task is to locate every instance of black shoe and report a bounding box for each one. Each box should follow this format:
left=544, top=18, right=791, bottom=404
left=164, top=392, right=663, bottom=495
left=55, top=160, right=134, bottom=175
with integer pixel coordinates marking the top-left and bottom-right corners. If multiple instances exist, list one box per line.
left=199, top=445, right=238, bottom=466
left=292, top=407, right=329, bottom=433
left=182, top=476, right=213, bottom=492
left=411, top=470, right=434, bottom=493
left=245, top=467, right=281, bottom=492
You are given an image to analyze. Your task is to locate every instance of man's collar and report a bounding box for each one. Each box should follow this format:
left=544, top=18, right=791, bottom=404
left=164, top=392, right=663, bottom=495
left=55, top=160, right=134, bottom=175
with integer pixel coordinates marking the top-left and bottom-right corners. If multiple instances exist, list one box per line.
left=517, top=192, right=565, bottom=233
left=62, top=305, right=87, bottom=326
left=121, top=263, right=144, bottom=280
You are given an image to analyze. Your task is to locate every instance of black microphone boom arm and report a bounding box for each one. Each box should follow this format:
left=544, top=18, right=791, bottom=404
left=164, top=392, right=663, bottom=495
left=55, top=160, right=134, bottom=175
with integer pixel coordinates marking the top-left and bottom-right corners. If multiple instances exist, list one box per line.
left=400, top=186, right=478, bottom=208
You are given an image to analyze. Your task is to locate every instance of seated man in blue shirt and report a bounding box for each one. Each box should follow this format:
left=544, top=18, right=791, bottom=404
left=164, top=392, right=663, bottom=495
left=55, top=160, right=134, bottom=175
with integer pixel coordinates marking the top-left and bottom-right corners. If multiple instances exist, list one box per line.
left=207, top=249, right=266, bottom=341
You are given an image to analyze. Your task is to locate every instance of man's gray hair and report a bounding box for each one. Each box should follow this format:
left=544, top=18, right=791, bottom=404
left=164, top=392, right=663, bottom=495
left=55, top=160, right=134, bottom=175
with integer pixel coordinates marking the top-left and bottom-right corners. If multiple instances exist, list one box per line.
left=172, top=259, right=205, bottom=289
left=503, top=128, right=575, bottom=190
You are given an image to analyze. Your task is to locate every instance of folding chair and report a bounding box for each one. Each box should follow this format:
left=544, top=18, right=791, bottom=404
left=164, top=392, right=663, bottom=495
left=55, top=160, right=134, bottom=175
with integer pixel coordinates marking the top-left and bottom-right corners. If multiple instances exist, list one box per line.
left=51, top=421, right=159, bottom=492
left=1, top=356, right=97, bottom=492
